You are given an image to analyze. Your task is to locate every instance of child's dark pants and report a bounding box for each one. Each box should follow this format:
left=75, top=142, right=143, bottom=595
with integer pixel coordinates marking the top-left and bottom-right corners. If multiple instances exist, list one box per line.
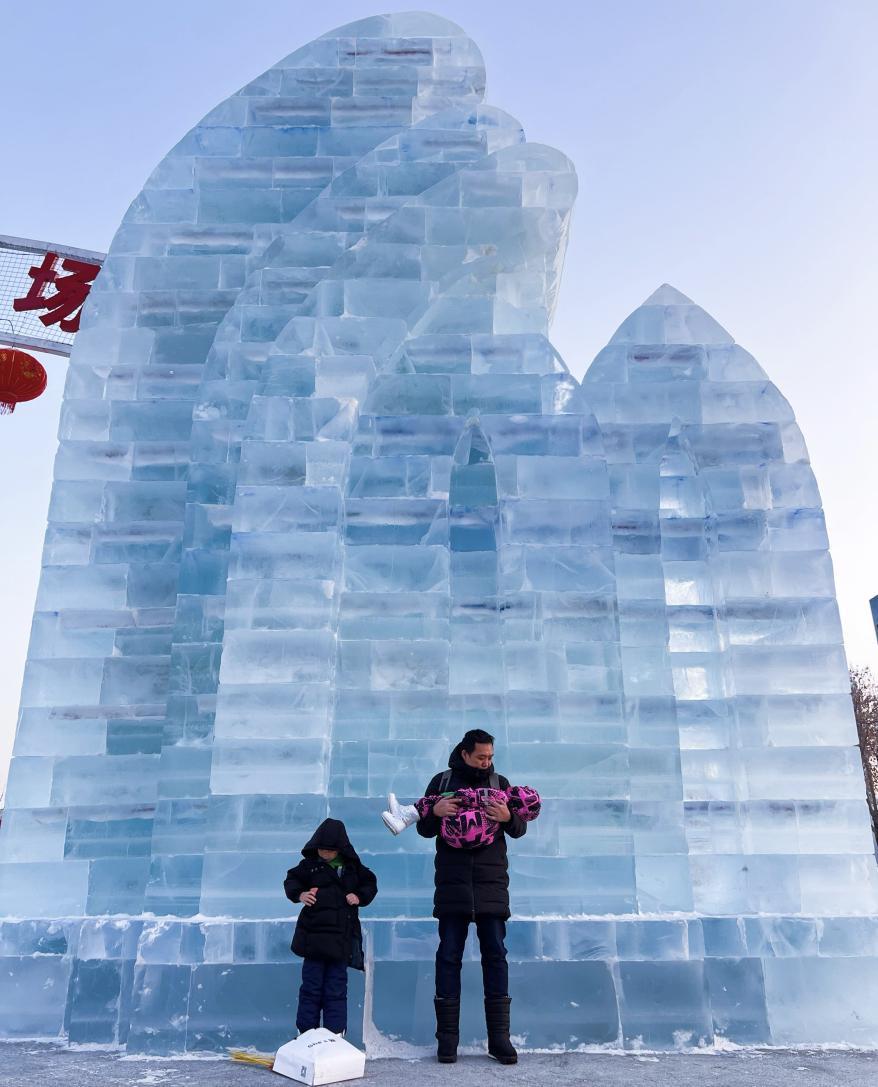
left=296, top=958, right=348, bottom=1034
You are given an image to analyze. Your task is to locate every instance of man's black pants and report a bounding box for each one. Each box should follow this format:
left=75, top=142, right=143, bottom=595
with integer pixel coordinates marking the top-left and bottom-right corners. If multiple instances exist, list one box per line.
left=435, top=915, right=508, bottom=1000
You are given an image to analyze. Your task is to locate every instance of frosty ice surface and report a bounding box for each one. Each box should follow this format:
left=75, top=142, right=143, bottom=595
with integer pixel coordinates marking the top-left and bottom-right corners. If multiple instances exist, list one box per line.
left=0, top=12, right=876, bottom=1053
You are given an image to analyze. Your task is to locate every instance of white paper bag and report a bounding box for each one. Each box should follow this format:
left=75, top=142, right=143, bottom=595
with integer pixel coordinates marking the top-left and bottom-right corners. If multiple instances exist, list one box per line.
left=273, top=1028, right=366, bottom=1085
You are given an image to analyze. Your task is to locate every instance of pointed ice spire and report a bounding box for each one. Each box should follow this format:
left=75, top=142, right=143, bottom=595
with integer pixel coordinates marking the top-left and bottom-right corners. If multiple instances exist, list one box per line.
left=641, top=284, right=695, bottom=306
left=451, top=414, right=498, bottom=509
left=606, top=283, right=734, bottom=347
left=449, top=415, right=498, bottom=554
left=453, top=411, right=494, bottom=468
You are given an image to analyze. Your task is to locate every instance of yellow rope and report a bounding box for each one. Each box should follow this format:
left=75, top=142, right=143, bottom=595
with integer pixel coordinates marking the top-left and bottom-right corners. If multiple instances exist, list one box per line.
left=229, top=1049, right=275, bottom=1069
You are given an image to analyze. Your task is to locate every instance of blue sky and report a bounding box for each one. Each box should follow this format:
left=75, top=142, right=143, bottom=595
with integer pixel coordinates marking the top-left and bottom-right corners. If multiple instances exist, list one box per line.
left=1, top=1, right=876, bottom=787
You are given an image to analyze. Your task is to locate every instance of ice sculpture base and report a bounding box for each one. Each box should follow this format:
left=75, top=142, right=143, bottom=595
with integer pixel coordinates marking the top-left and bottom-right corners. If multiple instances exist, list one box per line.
left=2, top=915, right=878, bottom=1053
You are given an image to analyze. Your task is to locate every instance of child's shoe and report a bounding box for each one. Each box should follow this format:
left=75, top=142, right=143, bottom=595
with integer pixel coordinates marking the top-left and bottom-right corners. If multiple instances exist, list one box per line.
left=381, top=793, right=419, bottom=835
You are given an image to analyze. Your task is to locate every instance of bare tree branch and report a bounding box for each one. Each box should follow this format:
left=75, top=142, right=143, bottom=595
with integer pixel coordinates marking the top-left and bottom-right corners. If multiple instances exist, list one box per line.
left=850, top=666, right=878, bottom=844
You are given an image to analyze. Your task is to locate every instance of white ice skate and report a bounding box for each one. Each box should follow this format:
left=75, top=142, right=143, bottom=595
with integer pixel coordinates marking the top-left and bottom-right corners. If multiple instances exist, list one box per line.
left=381, top=793, right=419, bottom=836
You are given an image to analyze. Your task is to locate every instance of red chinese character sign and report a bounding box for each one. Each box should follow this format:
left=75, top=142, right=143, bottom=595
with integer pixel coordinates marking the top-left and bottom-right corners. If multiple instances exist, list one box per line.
left=12, top=252, right=100, bottom=334
left=0, top=234, right=105, bottom=357
left=0, top=347, right=47, bottom=414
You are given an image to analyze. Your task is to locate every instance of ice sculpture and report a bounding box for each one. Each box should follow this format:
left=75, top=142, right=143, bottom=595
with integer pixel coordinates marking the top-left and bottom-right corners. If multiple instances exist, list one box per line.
left=1, top=11, right=877, bottom=1054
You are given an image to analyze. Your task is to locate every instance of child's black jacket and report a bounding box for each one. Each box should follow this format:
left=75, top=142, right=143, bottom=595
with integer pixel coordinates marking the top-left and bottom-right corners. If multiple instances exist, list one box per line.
left=283, top=818, right=377, bottom=969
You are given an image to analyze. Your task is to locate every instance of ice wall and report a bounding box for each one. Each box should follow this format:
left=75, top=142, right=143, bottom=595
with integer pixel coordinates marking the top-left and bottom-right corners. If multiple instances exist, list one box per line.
left=584, top=285, right=878, bottom=919
left=1, top=12, right=877, bottom=1054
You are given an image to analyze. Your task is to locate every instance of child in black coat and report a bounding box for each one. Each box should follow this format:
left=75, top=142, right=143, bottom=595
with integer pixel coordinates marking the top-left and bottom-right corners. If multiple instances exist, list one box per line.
left=283, top=818, right=377, bottom=1035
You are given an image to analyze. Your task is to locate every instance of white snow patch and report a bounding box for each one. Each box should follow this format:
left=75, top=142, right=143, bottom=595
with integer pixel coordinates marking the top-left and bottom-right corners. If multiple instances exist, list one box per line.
left=119, top=1052, right=227, bottom=1062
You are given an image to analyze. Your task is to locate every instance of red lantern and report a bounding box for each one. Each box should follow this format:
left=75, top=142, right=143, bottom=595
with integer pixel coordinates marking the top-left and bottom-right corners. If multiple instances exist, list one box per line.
left=0, top=347, right=47, bottom=414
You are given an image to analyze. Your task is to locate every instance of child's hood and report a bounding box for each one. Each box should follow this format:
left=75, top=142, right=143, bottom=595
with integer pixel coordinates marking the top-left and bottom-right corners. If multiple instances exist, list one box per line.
left=301, top=818, right=359, bottom=863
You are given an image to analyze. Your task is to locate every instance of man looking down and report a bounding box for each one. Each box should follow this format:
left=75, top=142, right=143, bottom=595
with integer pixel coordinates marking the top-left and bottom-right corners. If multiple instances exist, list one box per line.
left=417, top=729, right=528, bottom=1065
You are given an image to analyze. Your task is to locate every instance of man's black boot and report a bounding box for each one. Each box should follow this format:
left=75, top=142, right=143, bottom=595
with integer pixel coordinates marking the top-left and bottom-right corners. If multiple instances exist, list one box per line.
left=485, top=996, right=518, bottom=1064
left=434, top=996, right=460, bottom=1063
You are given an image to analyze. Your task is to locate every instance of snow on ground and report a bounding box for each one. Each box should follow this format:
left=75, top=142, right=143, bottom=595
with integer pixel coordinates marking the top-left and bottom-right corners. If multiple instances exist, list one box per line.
left=1, top=1043, right=877, bottom=1087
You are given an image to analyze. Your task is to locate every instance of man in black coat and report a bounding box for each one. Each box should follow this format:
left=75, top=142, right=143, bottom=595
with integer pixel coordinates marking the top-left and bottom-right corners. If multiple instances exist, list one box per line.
left=284, top=818, right=377, bottom=1036
left=417, top=729, right=526, bottom=1065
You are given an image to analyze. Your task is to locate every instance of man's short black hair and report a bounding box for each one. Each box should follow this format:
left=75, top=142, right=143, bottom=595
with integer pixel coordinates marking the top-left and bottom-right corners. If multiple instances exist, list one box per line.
left=460, top=728, right=494, bottom=753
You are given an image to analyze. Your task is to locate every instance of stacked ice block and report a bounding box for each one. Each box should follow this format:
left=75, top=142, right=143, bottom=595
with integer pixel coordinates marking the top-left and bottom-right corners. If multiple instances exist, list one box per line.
left=1, top=11, right=877, bottom=1053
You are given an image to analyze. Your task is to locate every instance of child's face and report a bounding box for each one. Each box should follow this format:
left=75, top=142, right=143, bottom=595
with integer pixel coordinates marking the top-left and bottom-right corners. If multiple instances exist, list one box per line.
left=318, top=848, right=338, bottom=861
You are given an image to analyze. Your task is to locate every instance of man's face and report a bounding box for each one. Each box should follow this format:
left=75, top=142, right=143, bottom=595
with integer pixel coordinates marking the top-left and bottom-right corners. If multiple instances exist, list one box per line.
left=318, top=848, right=339, bottom=861
left=461, top=742, right=494, bottom=769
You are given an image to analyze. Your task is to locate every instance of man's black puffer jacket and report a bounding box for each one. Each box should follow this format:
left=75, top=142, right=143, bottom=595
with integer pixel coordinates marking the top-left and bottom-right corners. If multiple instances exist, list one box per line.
left=416, top=744, right=527, bottom=919
left=283, top=819, right=377, bottom=969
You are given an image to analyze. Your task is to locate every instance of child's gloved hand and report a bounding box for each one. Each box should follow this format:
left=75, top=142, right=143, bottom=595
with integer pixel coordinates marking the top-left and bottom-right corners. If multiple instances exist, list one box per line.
left=299, top=887, right=318, bottom=906
left=346, top=893, right=360, bottom=906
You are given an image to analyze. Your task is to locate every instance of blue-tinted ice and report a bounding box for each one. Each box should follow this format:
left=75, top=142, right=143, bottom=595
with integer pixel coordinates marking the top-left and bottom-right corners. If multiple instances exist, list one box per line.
left=1, top=11, right=876, bottom=1053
